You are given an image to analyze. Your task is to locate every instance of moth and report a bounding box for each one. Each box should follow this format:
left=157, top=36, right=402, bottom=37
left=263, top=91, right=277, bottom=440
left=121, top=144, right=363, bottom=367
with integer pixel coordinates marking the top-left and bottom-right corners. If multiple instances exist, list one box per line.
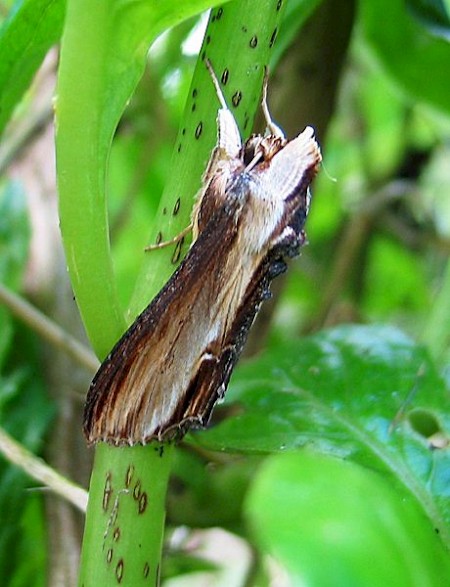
left=84, top=62, right=321, bottom=445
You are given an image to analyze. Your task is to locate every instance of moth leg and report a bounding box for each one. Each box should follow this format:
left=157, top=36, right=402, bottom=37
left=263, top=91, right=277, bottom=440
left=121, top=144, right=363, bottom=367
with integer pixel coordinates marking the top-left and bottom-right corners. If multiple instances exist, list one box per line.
left=261, top=67, right=284, bottom=139
left=144, top=223, right=193, bottom=252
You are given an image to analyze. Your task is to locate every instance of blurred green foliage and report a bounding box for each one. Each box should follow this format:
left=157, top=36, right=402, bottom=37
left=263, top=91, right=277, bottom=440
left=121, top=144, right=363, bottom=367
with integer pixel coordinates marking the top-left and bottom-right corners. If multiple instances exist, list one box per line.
left=0, top=0, right=449, bottom=585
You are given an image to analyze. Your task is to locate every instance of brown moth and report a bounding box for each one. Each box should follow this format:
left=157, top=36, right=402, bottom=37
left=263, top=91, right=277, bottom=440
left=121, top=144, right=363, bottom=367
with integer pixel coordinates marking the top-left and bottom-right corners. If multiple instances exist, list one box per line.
left=84, top=63, right=321, bottom=445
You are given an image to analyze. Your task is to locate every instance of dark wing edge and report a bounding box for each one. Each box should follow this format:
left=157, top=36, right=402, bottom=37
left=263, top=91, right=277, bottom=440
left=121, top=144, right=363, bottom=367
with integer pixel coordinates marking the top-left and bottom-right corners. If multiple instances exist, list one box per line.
left=83, top=199, right=242, bottom=445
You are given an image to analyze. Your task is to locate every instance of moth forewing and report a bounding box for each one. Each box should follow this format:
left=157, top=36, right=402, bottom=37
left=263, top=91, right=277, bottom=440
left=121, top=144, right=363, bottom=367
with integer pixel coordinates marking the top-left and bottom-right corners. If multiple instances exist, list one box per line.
left=240, top=127, right=321, bottom=256
left=259, top=126, right=319, bottom=202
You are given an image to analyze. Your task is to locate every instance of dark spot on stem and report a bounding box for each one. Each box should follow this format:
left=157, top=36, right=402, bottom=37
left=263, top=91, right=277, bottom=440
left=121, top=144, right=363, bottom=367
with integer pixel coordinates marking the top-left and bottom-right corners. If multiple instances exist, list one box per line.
left=173, top=198, right=181, bottom=216
left=221, top=68, right=229, bottom=85
left=138, top=492, right=148, bottom=514
left=155, top=231, right=162, bottom=245
left=195, top=122, right=203, bottom=139
left=216, top=7, right=223, bottom=19
left=155, top=444, right=165, bottom=457
left=191, top=103, right=196, bottom=112
left=250, top=36, right=258, bottom=48
left=172, top=237, right=184, bottom=264
left=277, top=0, right=283, bottom=10
left=269, top=28, right=278, bottom=48
left=177, top=143, right=182, bottom=153
left=133, top=480, right=142, bottom=501
left=143, top=563, right=150, bottom=578
left=106, top=548, right=113, bottom=564
left=113, top=527, right=121, bottom=542
left=232, top=91, right=242, bottom=108
left=125, top=465, right=134, bottom=487
left=103, top=472, right=113, bottom=511
left=116, top=559, right=124, bottom=583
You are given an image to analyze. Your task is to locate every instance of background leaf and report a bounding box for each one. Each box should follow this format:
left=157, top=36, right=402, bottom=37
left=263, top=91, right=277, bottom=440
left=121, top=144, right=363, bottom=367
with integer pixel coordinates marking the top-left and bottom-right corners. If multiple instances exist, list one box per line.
left=361, top=0, right=450, bottom=116
left=406, top=0, right=450, bottom=40
left=246, top=451, right=450, bottom=586
left=193, top=325, right=450, bottom=541
left=0, top=0, right=65, bottom=136
left=0, top=183, right=53, bottom=587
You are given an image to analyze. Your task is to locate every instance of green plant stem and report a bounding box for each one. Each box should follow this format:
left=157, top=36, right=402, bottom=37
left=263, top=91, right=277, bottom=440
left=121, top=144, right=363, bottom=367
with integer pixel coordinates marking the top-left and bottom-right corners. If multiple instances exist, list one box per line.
left=421, top=258, right=450, bottom=362
left=130, top=0, right=286, bottom=317
left=78, top=444, right=174, bottom=585
left=56, top=0, right=126, bottom=359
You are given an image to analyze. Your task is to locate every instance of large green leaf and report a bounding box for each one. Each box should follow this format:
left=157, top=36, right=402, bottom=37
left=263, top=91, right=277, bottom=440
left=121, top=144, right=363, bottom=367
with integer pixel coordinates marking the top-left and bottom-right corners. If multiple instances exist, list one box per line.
left=407, top=0, right=450, bottom=40
left=360, top=0, right=450, bottom=116
left=0, top=0, right=65, bottom=136
left=193, top=325, right=450, bottom=541
left=246, top=451, right=450, bottom=586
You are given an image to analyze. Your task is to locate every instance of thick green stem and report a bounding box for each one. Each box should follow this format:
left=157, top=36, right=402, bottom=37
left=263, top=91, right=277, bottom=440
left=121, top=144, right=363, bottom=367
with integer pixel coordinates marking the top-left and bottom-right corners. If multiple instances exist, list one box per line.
left=421, top=258, right=450, bottom=362
left=56, top=0, right=127, bottom=358
left=79, top=444, right=174, bottom=585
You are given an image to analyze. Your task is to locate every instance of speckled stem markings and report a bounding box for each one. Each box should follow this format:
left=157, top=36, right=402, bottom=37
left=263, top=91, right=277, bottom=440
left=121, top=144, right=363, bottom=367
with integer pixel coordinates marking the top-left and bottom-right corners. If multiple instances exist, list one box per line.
left=101, top=467, right=149, bottom=583
left=130, top=0, right=286, bottom=319
left=79, top=443, right=173, bottom=586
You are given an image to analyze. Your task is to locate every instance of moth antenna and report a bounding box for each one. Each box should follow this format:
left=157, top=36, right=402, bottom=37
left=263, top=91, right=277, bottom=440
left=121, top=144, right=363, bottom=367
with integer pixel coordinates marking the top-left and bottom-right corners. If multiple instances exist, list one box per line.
left=261, top=66, right=284, bottom=138
left=205, top=59, right=228, bottom=110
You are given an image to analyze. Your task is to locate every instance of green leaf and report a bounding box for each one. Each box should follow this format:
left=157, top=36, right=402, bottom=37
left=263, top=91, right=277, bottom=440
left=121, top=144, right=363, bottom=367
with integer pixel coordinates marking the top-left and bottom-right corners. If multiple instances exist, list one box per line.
left=0, top=181, right=30, bottom=366
left=0, top=181, right=30, bottom=288
left=0, top=355, right=54, bottom=585
left=360, top=0, right=450, bottom=116
left=407, top=0, right=450, bottom=40
left=193, top=324, right=450, bottom=541
left=0, top=181, right=51, bottom=584
left=0, top=0, right=65, bottom=136
left=246, top=451, right=450, bottom=586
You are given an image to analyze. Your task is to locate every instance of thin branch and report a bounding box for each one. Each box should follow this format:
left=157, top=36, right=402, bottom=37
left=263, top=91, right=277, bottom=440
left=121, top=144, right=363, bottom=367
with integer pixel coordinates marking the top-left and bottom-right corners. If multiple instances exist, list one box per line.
left=0, top=426, right=88, bottom=512
left=0, top=282, right=99, bottom=373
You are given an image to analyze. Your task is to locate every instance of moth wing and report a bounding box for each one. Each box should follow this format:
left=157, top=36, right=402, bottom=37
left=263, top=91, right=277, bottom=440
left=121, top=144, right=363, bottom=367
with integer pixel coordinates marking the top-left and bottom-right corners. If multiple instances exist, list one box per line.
left=84, top=202, right=243, bottom=445
left=261, top=126, right=321, bottom=203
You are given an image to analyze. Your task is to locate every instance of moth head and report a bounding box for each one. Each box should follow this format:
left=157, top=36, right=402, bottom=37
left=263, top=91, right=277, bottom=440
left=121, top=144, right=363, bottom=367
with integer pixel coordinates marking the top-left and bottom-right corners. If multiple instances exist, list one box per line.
left=242, top=134, right=286, bottom=171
